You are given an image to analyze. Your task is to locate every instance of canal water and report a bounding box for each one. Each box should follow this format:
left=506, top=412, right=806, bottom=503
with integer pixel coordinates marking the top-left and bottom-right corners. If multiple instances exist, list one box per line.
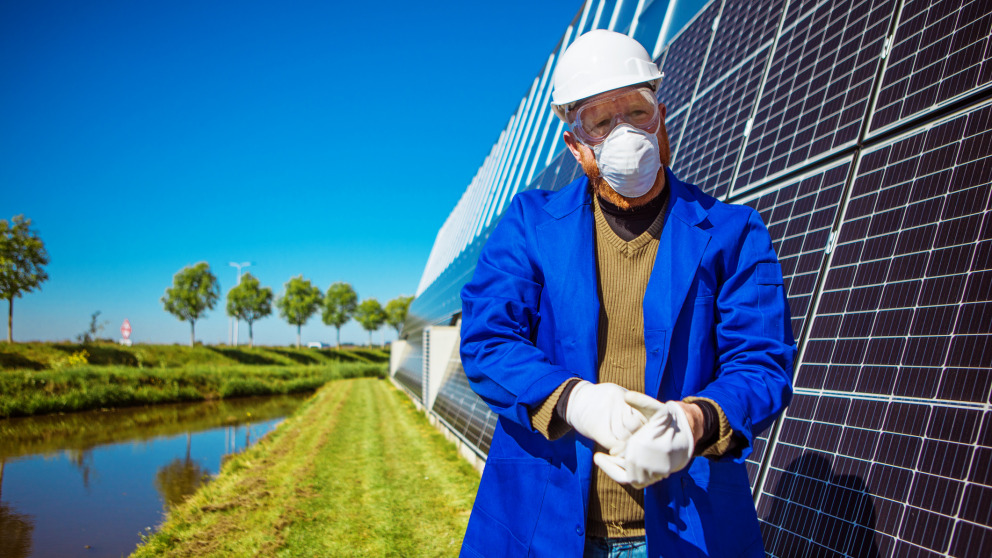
left=0, top=394, right=309, bottom=558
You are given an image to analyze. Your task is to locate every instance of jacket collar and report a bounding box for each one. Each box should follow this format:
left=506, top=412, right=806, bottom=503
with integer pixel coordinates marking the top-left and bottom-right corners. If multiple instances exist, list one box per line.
left=543, top=167, right=707, bottom=227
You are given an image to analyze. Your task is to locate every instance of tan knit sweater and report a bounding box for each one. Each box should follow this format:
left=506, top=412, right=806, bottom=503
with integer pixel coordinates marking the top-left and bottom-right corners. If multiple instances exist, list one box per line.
left=586, top=194, right=665, bottom=537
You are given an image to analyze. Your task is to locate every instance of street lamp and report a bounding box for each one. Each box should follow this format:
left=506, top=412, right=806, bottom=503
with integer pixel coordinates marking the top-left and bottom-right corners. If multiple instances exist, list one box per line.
left=229, top=261, right=252, bottom=346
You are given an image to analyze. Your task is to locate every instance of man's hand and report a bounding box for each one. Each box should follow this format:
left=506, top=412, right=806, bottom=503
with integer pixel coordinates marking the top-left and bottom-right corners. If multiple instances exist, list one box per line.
left=593, top=395, right=696, bottom=488
left=564, top=381, right=649, bottom=451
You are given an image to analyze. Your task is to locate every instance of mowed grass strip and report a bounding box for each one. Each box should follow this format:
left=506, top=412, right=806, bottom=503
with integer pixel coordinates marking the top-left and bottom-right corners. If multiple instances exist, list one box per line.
left=132, top=377, right=480, bottom=558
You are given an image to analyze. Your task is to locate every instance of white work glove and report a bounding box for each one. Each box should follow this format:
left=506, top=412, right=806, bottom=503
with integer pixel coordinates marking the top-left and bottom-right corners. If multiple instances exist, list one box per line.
left=564, top=380, right=649, bottom=451
left=594, top=393, right=695, bottom=489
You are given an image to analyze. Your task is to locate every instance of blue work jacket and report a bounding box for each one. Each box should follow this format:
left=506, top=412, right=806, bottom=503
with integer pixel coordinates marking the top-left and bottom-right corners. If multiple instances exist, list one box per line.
left=459, top=169, right=795, bottom=558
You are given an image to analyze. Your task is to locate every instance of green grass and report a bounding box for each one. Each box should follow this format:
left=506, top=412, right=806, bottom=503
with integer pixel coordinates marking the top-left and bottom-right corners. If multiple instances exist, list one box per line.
left=132, top=378, right=480, bottom=557
left=0, top=341, right=391, bottom=371
left=0, top=362, right=386, bottom=418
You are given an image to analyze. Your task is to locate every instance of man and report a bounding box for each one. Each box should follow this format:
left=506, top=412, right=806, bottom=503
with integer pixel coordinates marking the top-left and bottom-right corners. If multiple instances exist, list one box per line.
left=459, top=29, right=795, bottom=558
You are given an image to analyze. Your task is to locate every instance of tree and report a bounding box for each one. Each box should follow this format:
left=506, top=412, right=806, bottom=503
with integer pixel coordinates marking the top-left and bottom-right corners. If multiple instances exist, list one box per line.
left=276, top=275, right=322, bottom=348
left=154, top=433, right=210, bottom=510
left=0, top=215, right=49, bottom=343
left=322, top=282, right=358, bottom=348
left=384, top=295, right=414, bottom=336
left=161, top=262, right=219, bottom=346
left=226, top=272, right=273, bottom=348
left=354, top=298, right=386, bottom=347
left=76, top=310, right=108, bottom=344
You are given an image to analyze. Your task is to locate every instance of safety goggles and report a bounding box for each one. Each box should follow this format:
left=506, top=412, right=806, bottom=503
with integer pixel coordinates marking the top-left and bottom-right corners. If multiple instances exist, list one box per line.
left=570, top=87, right=661, bottom=145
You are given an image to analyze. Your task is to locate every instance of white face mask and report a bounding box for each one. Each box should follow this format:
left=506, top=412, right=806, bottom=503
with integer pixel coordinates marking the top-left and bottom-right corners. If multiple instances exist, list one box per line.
left=590, top=124, right=661, bottom=198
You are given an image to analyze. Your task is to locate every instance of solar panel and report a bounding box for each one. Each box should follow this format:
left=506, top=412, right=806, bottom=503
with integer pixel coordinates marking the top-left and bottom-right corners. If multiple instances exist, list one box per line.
left=757, top=99, right=992, bottom=557
left=675, top=49, right=769, bottom=198
left=664, top=107, right=688, bottom=167
left=658, top=1, right=721, bottom=172
left=666, top=0, right=786, bottom=197
left=733, top=0, right=895, bottom=193
left=394, top=338, right=424, bottom=402
left=742, top=158, right=851, bottom=343
left=432, top=359, right=498, bottom=455
left=657, top=1, right=721, bottom=118
left=549, top=148, right=583, bottom=192
left=739, top=158, right=851, bottom=487
left=869, top=0, right=992, bottom=135
left=697, top=0, right=786, bottom=91
left=527, top=153, right=559, bottom=193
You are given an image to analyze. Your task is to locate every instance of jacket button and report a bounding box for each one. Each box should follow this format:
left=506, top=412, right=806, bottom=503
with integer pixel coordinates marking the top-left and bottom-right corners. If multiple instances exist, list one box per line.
left=576, top=526, right=584, bottom=536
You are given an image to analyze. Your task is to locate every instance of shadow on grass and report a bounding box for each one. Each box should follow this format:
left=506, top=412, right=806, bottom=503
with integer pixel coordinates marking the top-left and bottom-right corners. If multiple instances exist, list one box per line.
left=266, top=348, right=320, bottom=365
left=206, top=346, right=279, bottom=365
left=52, top=343, right=139, bottom=366
left=0, top=352, right=46, bottom=370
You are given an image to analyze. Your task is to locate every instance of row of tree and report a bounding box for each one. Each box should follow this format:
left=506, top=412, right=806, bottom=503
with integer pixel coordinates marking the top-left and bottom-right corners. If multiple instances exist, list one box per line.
left=1, top=215, right=414, bottom=347
left=161, top=262, right=413, bottom=348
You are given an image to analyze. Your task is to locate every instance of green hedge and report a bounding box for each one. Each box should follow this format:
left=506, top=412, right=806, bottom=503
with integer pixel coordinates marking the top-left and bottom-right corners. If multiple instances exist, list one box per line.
left=0, top=342, right=392, bottom=371
left=0, top=362, right=386, bottom=418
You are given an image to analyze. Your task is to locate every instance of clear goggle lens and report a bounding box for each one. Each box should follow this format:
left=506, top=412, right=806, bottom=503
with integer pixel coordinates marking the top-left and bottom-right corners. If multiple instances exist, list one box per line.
left=572, top=87, right=660, bottom=145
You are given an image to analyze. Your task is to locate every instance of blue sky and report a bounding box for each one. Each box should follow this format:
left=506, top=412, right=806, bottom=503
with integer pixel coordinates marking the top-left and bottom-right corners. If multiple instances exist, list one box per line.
left=1, top=0, right=586, bottom=346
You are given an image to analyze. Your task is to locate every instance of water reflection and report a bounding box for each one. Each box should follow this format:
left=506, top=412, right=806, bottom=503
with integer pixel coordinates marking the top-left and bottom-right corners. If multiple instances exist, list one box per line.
left=0, top=394, right=308, bottom=558
left=0, top=395, right=305, bottom=460
left=0, top=495, right=35, bottom=557
left=154, top=433, right=211, bottom=510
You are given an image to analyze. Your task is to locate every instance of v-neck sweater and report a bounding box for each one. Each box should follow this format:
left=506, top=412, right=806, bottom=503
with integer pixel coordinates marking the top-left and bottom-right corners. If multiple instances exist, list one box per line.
left=585, top=193, right=668, bottom=538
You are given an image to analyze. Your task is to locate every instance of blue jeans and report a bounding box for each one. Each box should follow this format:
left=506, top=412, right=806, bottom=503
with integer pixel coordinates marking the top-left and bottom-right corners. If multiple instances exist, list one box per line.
left=584, top=536, right=648, bottom=558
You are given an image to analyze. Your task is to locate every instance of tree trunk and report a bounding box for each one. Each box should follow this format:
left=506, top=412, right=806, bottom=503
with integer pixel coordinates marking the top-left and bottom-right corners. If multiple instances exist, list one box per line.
left=6, top=297, right=12, bottom=343
left=336, top=326, right=341, bottom=348
left=190, top=320, right=196, bottom=347
left=296, top=325, right=301, bottom=349
left=368, top=330, right=372, bottom=347
left=248, top=320, right=254, bottom=348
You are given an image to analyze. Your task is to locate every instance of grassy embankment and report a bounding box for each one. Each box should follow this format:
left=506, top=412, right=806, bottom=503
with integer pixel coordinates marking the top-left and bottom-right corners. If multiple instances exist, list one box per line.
left=0, top=342, right=389, bottom=418
left=132, top=377, right=480, bottom=558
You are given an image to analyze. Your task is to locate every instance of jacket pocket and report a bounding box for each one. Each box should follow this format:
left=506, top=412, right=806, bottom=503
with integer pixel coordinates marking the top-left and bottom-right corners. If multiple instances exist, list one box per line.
left=756, top=262, right=783, bottom=286
left=755, top=262, right=788, bottom=340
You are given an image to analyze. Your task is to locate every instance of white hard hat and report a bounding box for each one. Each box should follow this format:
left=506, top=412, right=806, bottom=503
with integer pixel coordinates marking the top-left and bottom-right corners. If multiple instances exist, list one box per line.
left=551, top=30, right=662, bottom=122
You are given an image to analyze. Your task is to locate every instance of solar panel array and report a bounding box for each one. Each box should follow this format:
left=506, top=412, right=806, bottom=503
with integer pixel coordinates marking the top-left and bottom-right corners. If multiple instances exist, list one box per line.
left=399, top=0, right=992, bottom=554
left=759, top=102, right=992, bottom=557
